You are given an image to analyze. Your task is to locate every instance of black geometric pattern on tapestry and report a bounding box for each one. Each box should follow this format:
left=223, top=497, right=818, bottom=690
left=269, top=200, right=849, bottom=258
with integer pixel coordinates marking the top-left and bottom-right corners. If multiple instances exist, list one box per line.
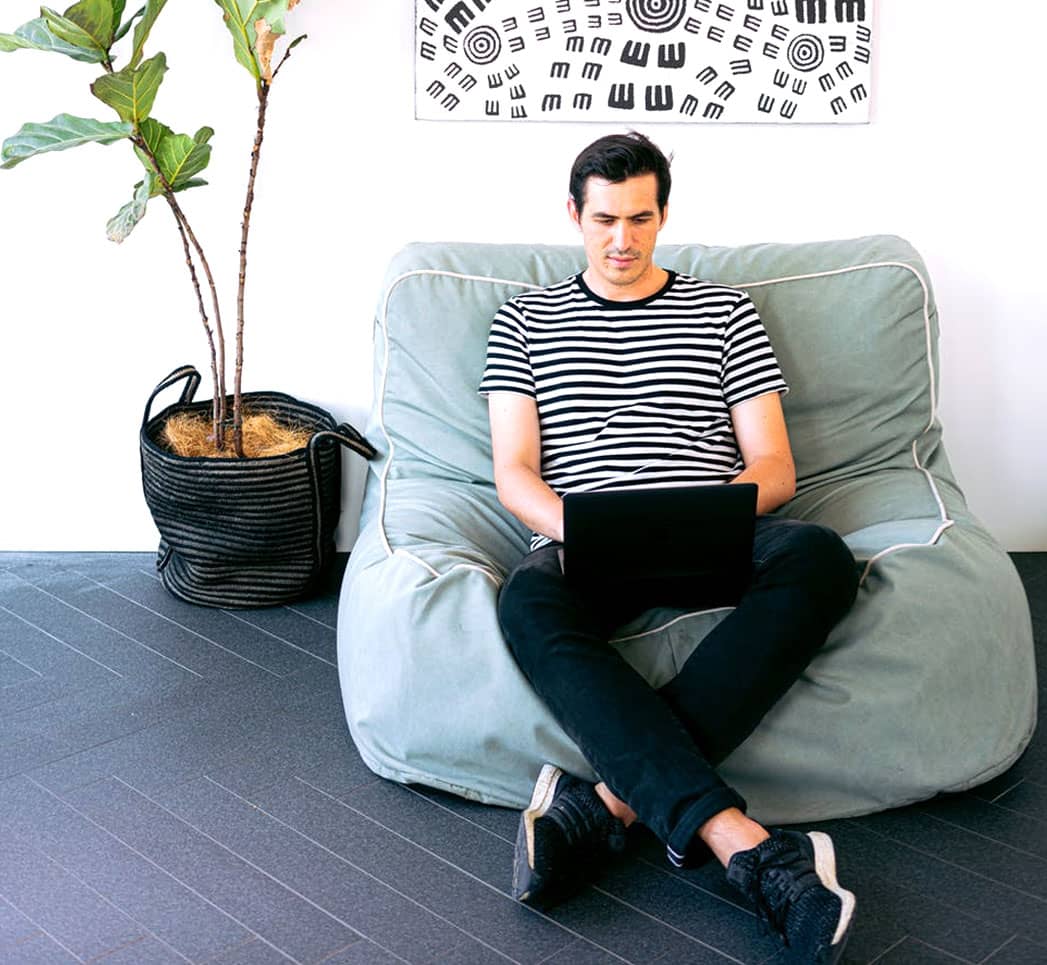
left=416, top=0, right=872, bottom=123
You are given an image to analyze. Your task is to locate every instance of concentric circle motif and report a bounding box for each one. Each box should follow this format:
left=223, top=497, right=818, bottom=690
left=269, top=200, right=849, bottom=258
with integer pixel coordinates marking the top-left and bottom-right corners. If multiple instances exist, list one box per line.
left=463, top=25, right=502, bottom=66
left=625, top=0, right=686, bottom=34
left=786, top=34, right=825, bottom=73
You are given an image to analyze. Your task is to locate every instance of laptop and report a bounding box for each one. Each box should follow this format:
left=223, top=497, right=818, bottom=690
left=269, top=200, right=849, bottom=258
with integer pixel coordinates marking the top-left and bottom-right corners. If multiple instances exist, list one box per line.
left=561, top=483, right=758, bottom=609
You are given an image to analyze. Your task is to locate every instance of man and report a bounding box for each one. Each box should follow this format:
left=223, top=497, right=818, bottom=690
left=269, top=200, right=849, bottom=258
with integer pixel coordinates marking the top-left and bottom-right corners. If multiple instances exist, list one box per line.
left=479, top=132, right=859, bottom=963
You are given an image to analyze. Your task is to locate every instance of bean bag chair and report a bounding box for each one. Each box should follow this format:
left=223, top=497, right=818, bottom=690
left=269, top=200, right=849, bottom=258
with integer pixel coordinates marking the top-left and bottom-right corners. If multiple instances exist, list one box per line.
left=336, top=235, right=1036, bottom=824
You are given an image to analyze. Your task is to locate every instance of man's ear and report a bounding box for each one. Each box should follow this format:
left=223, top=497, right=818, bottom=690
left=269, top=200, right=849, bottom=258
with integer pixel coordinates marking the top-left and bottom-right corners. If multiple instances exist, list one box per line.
left=567, top=197, right=582, bottom=230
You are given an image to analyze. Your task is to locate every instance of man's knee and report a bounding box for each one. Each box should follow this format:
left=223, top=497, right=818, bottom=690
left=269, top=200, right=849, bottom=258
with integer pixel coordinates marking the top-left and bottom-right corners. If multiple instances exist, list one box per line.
left=497, top=544, right=565, bottom=653
left=759, top=519, right=859, bottom=609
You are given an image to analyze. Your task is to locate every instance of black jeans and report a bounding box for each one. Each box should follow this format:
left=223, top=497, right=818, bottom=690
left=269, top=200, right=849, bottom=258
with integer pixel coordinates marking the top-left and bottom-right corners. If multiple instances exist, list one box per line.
left=497, top=516, right=859, bottom=866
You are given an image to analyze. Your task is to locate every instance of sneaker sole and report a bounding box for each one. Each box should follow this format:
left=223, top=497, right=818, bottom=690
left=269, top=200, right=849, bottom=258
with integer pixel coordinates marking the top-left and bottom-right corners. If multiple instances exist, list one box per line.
left=512, top=764, right=562, bottom=902
left=807, top=831, right=857, bottom=956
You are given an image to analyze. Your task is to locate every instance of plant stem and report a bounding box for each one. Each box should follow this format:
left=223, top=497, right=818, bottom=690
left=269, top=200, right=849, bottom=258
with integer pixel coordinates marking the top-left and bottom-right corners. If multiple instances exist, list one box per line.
left=167, top=200, right=222, bottom=443
left=133, top=135, right=229, bottom=448
left=233, top=80, right=270, bottom=459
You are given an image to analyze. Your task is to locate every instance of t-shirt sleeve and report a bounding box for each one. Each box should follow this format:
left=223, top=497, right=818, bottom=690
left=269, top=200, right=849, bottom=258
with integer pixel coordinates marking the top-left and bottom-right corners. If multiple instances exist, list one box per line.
left=721, top=292, right=789, bottom=409
left=478, top=300, right=535, bottom=398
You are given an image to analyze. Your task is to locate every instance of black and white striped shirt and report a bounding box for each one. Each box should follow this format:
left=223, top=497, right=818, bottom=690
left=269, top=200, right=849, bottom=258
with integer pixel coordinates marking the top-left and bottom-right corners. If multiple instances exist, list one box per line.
left=479, top=271, right=787, bottom=548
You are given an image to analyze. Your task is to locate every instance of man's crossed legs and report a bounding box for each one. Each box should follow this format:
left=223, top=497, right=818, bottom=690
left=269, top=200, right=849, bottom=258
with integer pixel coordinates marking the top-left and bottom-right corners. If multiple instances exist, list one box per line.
left=497, top=516, right=860, bottom=963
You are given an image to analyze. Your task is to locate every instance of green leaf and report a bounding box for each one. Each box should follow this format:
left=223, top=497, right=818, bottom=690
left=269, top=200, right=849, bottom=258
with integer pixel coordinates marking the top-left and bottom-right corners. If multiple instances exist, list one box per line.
left=106, top=170, right=153, bottom=243
left=135, top=119, right=213, bottom=193
left=1, top=113, right=132, bottom=169
left=114, top=4, right=143, bottom=43
left=41, top=1, right=114, bottom=54
left=172, top=176, right=207, bottom=193
left=90, top=51, right=166, bottom=125
left=212, top=0, right=260, bottom=79
left=137, top=116, right=171, bottom=156
left=212, top=0, right=292, bottom=80
left=129, top=0, right=167, bottom=68
left=154, top=131, right=212, bottom=191
left=110, top=0, right=127, bottom=36
left=0, top=17, right=106, bottom=61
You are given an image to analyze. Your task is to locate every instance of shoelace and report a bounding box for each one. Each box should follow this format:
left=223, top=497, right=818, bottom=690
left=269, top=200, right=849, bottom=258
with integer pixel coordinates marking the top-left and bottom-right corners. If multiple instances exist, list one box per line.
left=550, top=789, right=609, bottom=851
left=750, top=849, right=822, bottom=945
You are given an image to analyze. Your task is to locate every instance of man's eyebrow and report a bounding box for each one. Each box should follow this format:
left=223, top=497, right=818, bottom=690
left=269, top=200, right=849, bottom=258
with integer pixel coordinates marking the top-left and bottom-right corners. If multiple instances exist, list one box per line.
left=590, top=209, right=657, bottom=219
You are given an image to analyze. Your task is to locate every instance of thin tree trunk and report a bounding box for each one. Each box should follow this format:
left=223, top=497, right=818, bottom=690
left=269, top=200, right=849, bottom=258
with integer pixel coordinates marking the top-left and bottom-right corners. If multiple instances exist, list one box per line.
left=233, top=81, right=271, bottom=458
left=134, top=135, right=228, bottom=448
left=166, top=201, right=222, bottom=442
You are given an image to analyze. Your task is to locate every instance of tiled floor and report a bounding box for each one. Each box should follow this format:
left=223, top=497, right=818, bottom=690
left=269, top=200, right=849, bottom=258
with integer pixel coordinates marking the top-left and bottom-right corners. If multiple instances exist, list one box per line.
left=0, top=551, right=1044, bottom=965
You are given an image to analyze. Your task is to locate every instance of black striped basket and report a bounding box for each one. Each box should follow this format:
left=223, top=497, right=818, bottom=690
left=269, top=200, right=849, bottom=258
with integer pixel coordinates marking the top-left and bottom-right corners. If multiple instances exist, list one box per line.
left=140, top=365, right=376, bottom=608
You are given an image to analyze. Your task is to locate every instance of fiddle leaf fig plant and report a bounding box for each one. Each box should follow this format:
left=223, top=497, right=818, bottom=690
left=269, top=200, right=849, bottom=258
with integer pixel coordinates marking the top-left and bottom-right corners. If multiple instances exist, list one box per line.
left=1, top=0, right=307, bottom=457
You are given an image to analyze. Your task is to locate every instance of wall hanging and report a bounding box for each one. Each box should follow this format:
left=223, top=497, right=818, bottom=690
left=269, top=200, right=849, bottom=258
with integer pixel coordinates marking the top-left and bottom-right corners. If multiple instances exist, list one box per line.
left=416, top=0, right=872, bottom=123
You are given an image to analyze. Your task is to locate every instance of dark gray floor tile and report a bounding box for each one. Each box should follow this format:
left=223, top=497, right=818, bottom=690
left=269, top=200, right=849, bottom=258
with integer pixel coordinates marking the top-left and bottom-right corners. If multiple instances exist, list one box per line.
left=991, top=778, right=1047, bottom=824
left=90, top=935, right=188, bottom=964
left=0, top=897, right=43, bottom=943
left=203, top=937, right=297, bottom=964
left=539, top=940, right=626, bottom=964
left=0, top=735, right=74, bottom=781
left=872, top=937, right=973, bottom=963
left=222, top=604, right=337, bottom=664
left=9, top=568, right=281, bottom=684
left=0, top=575, right=195, bottom=686
left=844, top=865, right=1008, bottom=962
left=0, top=829, right=144, bottom=961
left=853, top=807, right=1047, bottom=900
left=26, top=674, right=314, bottom=795
left=99, top=569, right=321, bottom=676
left=0, top=553, right=157, bottom=585
left=336, top=778, right=760, bottom=962
left=248, top=776, right=578, bottom=964
left=212, top=721, right=372, bottom=801
left=0, top=652, right=42, bottom=687
left=982, top=936, right=1047, bottom=964
left=811, top=821, right=1047, bottom=948
left=67, top=777, right=365, bottom=963
left=0, top=931, right=80, bottom=964
left=0, top=776, right=254, bottom=962
left=319, top=939, right=404, bottom=964
left=917, top=793, right=1047, bottom=859
left=0, top=605, right=123, bottom=691
left=156, top=774, right=479, bottom=963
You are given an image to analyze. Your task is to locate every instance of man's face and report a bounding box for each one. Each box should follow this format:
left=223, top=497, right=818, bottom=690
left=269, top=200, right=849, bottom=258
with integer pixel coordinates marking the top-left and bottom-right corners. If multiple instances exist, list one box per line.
left=568, top=173, right=667, bottom=300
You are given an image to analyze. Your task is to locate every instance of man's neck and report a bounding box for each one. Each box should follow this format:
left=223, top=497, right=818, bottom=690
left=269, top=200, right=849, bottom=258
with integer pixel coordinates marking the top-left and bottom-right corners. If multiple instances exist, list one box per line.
left=581, top=265, right=670, bottom=302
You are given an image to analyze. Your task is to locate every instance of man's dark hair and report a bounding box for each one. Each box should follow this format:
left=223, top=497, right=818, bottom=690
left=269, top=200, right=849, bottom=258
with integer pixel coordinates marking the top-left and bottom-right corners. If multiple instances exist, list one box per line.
left=569, top=131, right=672, bottom=215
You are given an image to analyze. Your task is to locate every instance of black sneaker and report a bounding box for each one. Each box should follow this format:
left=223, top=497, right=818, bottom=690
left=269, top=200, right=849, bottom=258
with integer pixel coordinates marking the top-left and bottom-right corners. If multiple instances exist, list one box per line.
left=726, top=829, right=856, bottom=964
left=512, top=764, right=627, bottom=908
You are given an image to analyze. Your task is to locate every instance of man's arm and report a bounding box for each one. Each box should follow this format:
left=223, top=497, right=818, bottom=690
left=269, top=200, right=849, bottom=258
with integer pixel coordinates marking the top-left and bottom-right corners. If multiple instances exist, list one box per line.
left=488, top=391, right=564, bottom=543
left=730, top=392, right=796, bottom=515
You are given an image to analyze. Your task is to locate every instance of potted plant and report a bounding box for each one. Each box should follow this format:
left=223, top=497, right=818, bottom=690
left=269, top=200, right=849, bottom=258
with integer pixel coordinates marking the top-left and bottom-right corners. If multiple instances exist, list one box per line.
left=0, top=0, right=375, bottom=607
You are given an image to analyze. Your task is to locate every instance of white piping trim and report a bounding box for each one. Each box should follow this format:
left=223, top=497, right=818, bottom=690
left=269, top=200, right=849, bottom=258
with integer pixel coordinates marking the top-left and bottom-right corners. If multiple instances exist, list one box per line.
left=611, top=606, right=734, bottom=644
left=377, top=269, right=544, bottom=563
left=374, top=258, right=953, bottom=586
left=737, top=261, right=938, bottom=432
left=858, top=521, right=955, bottom=585
left=391, top=548, right=503, bottom=587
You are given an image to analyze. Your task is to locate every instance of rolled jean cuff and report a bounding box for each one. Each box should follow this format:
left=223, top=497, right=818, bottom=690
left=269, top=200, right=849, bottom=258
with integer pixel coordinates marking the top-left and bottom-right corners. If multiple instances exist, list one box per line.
left=665, top=785, right=748, bottom=868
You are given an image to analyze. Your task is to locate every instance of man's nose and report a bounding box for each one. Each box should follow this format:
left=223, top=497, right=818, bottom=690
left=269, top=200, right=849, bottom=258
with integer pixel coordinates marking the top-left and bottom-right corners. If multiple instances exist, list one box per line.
left=612, top=221, right=630, bottom=250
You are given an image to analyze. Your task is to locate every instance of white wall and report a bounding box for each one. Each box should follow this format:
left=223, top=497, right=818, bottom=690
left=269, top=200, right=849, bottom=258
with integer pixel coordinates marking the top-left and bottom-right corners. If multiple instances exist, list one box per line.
left=1, top=1, right=1044, bottom=551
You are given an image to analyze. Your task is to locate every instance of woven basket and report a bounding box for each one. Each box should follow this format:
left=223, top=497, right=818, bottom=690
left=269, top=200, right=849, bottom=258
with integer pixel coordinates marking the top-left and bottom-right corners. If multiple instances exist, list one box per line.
left=140, top=365, right=375, bottom=608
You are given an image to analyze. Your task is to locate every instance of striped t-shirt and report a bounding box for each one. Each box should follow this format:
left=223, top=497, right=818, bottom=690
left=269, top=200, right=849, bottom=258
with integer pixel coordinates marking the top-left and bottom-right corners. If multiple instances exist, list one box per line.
left=479, top=270, right=787, bottom=548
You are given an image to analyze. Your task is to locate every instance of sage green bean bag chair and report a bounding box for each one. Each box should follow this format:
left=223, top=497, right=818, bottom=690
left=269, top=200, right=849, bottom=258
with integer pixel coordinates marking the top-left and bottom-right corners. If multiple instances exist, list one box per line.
left=336, top=235, right=1036, bottom=824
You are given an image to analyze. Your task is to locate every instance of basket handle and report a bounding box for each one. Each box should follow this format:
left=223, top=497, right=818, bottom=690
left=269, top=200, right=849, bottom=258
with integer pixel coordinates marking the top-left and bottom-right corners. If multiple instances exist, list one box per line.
left=143, top=365, right=201, bottom=428
left=310, top=422, right=377, bottom=460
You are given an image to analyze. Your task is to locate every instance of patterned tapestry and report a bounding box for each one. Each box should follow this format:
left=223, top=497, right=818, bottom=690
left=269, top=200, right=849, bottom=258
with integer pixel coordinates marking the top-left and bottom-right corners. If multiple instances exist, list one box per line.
left=416, top=0, right=873, bottom=123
